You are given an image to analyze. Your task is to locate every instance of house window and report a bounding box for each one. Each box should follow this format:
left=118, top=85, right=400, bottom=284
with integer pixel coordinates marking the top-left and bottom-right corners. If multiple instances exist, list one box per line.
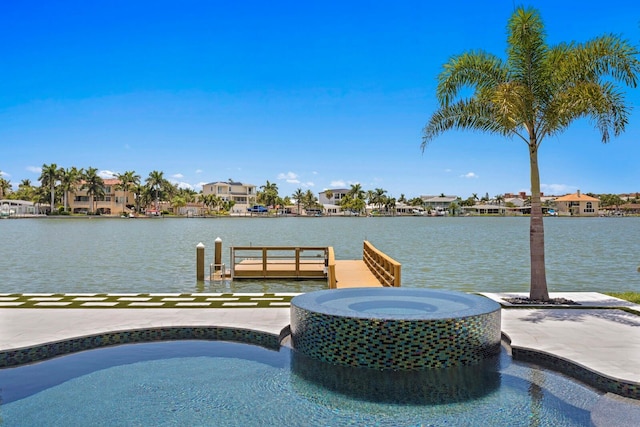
left=584, top=202, right=594, bottom=213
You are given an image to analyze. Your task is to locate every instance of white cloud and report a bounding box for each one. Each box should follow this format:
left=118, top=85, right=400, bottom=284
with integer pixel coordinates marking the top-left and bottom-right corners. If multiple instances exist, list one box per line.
left=171, top=180, right=193, bottom=190
left=541, top=183, right=575, bottom=195
left=330, top=180, right=346, bottom=187
left=460, top=172, right=478, bottom=179
left=0, top=170, right=9, bottom=177
left=99, top=170, right=117, bottom=179
left=26, top=166, right=41, bottom=174
left=195, top=169, right=203, bottom=174
left=277, top=172, right=298, bottom=180
left=277, top=171, right=301, bottom=184
left=172, top=173, right=184, bottom=179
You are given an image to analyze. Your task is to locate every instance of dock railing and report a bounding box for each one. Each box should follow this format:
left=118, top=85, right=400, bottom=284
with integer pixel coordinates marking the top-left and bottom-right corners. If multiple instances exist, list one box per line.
left=362, top=240, right=401, bottom=287
left=230, top=246, right=328, bottom=279
left=327, top=246, right=337, bottom=289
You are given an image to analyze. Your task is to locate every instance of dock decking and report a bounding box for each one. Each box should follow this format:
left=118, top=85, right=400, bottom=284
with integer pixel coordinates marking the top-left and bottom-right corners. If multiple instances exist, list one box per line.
left=334, top=260, right=382, bottom=288
left=222, top=241, right=400, bottom=289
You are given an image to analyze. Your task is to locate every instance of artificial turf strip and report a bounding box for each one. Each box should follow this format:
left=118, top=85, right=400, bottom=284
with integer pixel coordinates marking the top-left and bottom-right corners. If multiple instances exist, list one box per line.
left=0, top=293, right=294, bottom=308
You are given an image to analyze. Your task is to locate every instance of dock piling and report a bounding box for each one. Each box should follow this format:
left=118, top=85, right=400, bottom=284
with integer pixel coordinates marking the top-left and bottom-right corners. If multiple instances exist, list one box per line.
left=196, top=242, right=205, bottom=281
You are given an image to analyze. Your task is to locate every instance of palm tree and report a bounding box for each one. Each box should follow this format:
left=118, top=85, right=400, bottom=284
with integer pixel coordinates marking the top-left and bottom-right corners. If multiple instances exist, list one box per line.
left=0, top=174, right=10, bottom=198
left=422, top=7, right=639, bottom=301
left=146, top=170, right=164, bottom=212
left=373, top=188, right=386, bottom=210
left=324, top=189, right=334, bottom=203
left=302, top=189, right=318, bottom=209
left=82, top=167, right=104, bottom=214
left=132, top=183, right=147, bottom=214
left=39, top=163, right=61, bottom=213
left=60, top=167, right=82, bottom=212
left=292, top=188, right=304, bottom=215
left=115, top=170, right=141, bottom=215
left=384, top=196, right=396, bottom=215
left=348, top=183, right=364, bottom=200
left=17, top=179, right=35, bottom=201
left=495, top=194, right=505, bottom=215
left=348, top=183, right=365, bottom=214
left=259, top=180, right=279, bottom=208
left=171, top=196, right=186, bottom=215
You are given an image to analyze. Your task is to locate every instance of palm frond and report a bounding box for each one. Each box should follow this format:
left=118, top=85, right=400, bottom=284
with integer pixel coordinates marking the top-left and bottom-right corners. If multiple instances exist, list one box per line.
left=422, top=100, right=510, bottom=151
left=573, top=35, right=640, bottom=87
left=507, top=7, right=549, bottom=99
left=436, top=51, right=507, bottom=105
left=542, top=81, right=629, bottom=142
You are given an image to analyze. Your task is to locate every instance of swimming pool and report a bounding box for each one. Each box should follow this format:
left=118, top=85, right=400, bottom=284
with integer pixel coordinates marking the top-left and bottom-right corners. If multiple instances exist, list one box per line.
left=1, top=340, right=635, bottom=426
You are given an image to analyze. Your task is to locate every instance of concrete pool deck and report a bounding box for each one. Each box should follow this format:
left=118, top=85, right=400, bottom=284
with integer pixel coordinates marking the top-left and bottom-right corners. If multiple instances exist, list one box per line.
left=1, top=291, right=639, bottom=399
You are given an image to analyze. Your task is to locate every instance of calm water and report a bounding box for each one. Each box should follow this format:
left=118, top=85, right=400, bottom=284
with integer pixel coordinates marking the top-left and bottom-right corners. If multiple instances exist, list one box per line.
left=0, top=216, right=638, bottom=294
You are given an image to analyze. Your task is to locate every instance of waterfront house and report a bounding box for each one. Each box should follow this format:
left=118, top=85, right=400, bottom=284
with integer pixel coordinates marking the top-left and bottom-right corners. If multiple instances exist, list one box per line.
left=69, top=178, right=135, bottom=215
left=0, top=199, right=39, bottom=217
left=420, top=195, right=458, bottom=214
left=319, top=189, right=350, bottom=215
left=201, top=180, right=257, bottom=213
left=318, top=189, right=349, bottom=205
left=553, top=191, right=599, bottom=216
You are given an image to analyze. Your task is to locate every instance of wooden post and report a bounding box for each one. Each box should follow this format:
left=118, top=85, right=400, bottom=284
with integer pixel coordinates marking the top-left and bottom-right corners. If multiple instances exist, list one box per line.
left=214, top=237, right=222, bottom=272
left=196, top=242, right=205, bottom=281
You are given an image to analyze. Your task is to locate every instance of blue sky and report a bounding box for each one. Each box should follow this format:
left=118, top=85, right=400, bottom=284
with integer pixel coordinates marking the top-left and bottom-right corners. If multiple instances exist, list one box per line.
left=1, top=0, right=639, bottom=199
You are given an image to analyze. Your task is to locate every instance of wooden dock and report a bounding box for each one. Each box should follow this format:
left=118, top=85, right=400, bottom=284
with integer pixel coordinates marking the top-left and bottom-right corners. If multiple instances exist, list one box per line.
left=333, top=260, right=382, bottom=288
left=222, top=241, right=401, bottom=289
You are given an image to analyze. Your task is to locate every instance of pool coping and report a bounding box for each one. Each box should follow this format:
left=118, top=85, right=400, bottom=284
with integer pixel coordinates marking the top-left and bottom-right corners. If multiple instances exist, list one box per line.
left=501, top=333, right=640, bottom=400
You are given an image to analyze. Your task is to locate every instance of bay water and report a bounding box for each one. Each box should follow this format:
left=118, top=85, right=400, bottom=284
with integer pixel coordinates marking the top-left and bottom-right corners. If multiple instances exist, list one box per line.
left=0, top=216, right=638, bottom=294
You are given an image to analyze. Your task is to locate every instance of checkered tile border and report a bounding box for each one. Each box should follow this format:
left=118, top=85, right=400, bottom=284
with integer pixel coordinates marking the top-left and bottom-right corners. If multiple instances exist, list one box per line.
left=0, top=293, right=296, bottom=308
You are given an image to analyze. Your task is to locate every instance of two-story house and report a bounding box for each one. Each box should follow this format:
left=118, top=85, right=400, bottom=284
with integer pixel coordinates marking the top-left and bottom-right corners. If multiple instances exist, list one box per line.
left=70, top=178, right=135, bottom=215
left=201, top=180, right=257, bottom=212
left=553, top=190, right=599, bottom=216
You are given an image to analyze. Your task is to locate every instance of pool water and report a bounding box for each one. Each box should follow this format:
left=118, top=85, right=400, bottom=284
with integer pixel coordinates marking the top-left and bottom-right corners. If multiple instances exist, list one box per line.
left=0, top=340, right=619, bottom=426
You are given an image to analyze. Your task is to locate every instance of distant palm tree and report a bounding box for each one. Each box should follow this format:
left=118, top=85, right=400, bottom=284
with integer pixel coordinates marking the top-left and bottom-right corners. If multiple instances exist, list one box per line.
left=39, top=163, right=61, bottom=213
left=303, top=189, right=318, bottom=209
left=292, top=188, right=304, bottom=215
left=348, top=184, right=365, bottom=214
left=82, top=167, right=104, bottom=214
left=495, top=194, right=505, bottom=215
left=384, top=196, right=396, bottom=215
left=116, top=170, right=140, bottom=215
left=132, top=184, right=147, bottom=213
left=171, top=196, right=186, bottom=215
left=0, top=174, right=10, bottom=198
left=146, top=170, right=164, bottom=212
left=422, top=7, right=639, bottom=300
left=260, top=180, right=279, bottom=208
left=60, top=167, right=83, bottom=212
left=373, top=188, right=386, bottom=210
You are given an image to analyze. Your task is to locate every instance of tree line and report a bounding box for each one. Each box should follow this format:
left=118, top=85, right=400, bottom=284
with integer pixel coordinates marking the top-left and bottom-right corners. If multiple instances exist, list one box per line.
left=1, top=165, right=638, bottom=216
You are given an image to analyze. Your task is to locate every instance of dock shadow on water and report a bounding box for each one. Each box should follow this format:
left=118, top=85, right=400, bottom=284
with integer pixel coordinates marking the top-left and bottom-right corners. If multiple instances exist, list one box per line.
left=290, top=350, right=501, bottom=405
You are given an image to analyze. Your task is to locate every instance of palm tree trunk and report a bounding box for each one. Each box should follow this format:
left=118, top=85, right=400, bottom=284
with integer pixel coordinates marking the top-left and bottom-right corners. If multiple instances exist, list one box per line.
left=529, top=144, right=549, bottom=301
left=50, top=183, right=55, bottom=213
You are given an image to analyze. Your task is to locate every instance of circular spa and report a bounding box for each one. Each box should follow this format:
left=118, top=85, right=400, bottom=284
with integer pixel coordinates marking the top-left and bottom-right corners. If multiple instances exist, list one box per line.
left=290, top=288, right=502, bottom=370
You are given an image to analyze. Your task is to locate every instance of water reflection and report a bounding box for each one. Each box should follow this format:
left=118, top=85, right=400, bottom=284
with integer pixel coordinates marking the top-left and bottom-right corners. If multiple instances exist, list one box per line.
left=290, top=350, right=501, bottom=405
